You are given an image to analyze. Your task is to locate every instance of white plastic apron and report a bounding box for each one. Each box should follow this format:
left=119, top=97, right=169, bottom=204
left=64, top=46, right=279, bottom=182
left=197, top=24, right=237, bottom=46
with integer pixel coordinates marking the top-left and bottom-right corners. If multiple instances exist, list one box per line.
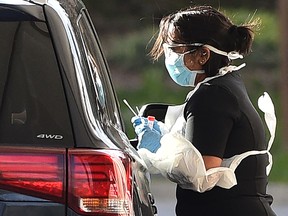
left=138, top=91, right=276, bottom=193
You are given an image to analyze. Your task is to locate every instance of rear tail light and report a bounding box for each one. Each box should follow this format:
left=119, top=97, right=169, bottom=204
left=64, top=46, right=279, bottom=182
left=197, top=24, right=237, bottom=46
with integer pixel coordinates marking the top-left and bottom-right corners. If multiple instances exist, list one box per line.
left=0, top=147, right=65, bottom=203
left=68, top=149, right=133, bottom=216
left=0, top=147, right=133, bottom=216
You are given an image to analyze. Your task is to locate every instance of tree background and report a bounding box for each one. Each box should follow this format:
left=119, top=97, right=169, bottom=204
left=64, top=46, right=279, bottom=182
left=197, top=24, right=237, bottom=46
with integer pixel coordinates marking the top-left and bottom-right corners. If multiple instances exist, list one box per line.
left=82, top=0, right=287, bottom=182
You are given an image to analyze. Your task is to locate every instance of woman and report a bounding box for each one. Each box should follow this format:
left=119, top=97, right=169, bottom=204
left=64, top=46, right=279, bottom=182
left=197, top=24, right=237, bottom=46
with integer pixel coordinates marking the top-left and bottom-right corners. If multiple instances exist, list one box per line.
left=132, top=6, right=276, bottom=216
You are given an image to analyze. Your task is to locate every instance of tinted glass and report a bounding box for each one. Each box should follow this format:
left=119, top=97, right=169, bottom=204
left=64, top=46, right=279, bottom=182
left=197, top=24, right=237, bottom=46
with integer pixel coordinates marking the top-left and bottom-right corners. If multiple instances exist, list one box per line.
left=77, top=12, right=123, bottom=131
left=0, top=19, right=73, bottom=146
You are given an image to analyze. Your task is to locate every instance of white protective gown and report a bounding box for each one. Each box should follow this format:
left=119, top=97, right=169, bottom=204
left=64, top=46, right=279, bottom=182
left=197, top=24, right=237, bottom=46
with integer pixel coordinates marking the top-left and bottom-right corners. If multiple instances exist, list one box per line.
left=138, top=91, right=276, bottom=193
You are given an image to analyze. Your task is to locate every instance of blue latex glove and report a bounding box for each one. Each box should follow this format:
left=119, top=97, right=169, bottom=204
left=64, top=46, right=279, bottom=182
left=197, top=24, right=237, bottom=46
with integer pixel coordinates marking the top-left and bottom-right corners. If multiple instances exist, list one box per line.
left=131, top=116, right=161, bottom=153
left=131, top=116, right=161, bottom=135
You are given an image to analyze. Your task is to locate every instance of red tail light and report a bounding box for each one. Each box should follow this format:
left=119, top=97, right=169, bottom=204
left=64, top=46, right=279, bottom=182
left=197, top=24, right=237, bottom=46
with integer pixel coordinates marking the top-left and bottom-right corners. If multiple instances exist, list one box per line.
left=0, top=147, right=65, bottom=203
left=68, top=149, right=133, bottom=216
left=0, top=147, right=133, bottom=215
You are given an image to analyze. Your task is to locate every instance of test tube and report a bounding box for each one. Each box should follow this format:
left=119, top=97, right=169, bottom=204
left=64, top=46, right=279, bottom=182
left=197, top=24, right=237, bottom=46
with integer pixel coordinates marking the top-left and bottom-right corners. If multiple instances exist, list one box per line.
left=147, top=116, right=155, bottom=129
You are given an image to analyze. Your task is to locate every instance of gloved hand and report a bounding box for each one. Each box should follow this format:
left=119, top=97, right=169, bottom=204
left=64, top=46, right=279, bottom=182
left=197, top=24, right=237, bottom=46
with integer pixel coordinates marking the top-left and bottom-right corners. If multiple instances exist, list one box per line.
left=131, top=116, right=161, bottom=153
left=131, top=116, right=161, bottom=134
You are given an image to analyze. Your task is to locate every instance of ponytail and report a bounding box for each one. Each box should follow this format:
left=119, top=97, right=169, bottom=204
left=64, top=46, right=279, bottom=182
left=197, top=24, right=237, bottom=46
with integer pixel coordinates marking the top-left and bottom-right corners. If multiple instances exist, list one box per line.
left=228, top=18, right=261, bottom=55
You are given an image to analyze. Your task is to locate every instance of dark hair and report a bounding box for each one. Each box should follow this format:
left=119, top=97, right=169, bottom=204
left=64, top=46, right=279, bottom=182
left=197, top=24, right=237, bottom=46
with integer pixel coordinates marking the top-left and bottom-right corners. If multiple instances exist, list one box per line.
left=150, top=6, right=260, bottom=76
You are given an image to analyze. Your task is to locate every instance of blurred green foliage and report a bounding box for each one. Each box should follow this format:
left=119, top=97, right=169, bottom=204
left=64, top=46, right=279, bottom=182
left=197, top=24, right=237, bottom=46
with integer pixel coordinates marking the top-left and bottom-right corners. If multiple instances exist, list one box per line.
left=83, top=1, right=287, bottom=182
left=83, top=0, right=275, bottom=36
left=269, top=151, right=288, bottom=182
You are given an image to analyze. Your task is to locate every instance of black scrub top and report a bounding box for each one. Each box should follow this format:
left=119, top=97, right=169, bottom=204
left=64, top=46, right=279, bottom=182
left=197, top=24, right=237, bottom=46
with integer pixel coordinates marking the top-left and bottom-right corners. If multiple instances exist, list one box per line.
left=176, top=71, right=276, bottom=216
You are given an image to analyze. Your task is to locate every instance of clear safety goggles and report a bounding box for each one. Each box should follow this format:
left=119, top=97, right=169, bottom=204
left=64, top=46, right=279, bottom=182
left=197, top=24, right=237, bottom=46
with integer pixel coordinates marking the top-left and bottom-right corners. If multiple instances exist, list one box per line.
left=163, top=42, right=244, bottom=61
left=163, top=43, right=203, bottom=58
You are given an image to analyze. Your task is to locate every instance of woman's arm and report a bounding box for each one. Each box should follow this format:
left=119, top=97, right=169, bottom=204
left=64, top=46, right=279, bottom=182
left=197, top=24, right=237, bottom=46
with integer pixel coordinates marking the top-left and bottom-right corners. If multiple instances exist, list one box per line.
left=202, top=155, right=222, bottom=170
left=184, top=85, right=240, bottom=171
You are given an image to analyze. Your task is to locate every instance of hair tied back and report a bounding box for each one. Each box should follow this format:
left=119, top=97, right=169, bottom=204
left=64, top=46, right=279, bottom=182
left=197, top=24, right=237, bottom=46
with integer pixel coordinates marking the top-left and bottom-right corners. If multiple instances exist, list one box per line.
left=228, top=25, right=238, bottom=34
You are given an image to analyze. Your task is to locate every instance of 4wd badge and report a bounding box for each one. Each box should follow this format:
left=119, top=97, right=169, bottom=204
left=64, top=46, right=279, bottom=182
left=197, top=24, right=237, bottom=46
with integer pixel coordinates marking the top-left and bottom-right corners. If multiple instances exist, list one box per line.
left=37, top=134, right=63, bottom=140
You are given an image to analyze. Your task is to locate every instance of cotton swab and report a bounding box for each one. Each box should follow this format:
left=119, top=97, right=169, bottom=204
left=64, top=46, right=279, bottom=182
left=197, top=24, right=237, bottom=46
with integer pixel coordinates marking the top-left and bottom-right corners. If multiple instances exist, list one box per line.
left=123, top=99, right=138, bottom=116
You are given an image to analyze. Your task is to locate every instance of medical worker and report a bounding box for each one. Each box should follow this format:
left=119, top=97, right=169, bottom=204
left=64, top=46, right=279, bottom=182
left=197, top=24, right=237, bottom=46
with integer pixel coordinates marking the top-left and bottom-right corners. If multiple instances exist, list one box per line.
left=132, top=6, right=277, bottom=216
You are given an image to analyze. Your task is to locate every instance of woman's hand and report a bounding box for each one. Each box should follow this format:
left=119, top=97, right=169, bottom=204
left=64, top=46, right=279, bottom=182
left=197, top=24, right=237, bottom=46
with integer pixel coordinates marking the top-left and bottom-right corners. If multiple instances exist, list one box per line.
left=131, top=116, right=161, bottom=153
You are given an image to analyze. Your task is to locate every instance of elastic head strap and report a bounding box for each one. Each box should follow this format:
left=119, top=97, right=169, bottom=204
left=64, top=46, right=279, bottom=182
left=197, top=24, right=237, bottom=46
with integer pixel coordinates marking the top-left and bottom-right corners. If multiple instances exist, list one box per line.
left=204, top=45, right=243, bottom=60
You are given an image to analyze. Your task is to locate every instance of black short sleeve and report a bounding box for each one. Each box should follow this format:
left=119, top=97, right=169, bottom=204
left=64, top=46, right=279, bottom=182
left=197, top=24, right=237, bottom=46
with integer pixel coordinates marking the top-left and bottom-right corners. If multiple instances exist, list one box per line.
left=184, top=84, right=240, bottom=158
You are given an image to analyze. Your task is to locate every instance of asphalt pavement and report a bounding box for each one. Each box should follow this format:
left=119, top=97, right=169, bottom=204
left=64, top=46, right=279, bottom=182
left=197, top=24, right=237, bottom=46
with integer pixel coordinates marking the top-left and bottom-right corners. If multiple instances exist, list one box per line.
left=150, top=175, right=288, bottom=216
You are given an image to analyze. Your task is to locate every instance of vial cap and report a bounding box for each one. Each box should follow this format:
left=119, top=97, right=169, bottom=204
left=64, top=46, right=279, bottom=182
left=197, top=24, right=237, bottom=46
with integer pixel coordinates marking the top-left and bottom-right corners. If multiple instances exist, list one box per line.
left=147, top=116, right=155, bottom=121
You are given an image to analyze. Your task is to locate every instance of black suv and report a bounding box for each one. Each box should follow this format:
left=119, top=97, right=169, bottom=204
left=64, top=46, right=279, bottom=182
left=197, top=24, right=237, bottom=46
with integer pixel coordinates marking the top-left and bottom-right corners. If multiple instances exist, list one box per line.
left=0, top=0, right=156, bottom=215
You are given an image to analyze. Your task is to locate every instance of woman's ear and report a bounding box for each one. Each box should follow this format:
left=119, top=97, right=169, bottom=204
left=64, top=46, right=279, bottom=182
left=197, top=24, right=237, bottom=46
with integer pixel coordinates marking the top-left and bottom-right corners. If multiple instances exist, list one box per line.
left=198, top=47, right=210, bottom=65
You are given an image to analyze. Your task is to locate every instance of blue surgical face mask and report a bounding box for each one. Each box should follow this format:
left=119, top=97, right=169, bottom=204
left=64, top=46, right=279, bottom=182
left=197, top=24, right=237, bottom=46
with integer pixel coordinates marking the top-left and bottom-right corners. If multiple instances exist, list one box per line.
left=163, top=43, right=205, bottom=87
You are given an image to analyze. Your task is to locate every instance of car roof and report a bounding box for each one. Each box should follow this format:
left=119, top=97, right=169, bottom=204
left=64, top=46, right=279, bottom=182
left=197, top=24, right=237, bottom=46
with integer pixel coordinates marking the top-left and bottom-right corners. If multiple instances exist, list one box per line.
left=0, top=0, right=85, bottom=22
left=0, top=0, right=46, bottom=5
left=0, top=0, right=84, bottom=9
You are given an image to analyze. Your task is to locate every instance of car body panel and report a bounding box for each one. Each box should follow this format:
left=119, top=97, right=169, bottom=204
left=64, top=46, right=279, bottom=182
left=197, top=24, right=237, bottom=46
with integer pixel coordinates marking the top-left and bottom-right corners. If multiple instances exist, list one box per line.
left=0, top=0, right=156, bottom=215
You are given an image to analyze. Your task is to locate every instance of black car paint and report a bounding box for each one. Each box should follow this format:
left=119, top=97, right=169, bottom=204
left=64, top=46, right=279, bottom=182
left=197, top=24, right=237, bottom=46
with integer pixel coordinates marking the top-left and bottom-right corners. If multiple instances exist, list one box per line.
left=0, top=0, right=156, bottom=215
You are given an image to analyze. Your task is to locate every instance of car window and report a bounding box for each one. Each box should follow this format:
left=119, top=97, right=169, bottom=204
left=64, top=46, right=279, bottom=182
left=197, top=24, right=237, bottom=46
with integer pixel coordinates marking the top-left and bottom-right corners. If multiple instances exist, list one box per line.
left=76, top=11, right=123, bottom=131
left=0, top=19, right=74, bottom=146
